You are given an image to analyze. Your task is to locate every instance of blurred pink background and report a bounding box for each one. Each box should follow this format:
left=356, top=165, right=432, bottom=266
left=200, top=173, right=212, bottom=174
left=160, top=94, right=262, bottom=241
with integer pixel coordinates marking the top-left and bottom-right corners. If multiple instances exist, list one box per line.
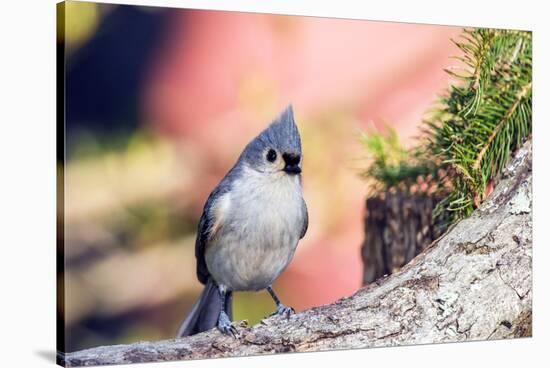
left=63, top=4, right=463, bottom=350
left=143, top=10, right=461, bottom=310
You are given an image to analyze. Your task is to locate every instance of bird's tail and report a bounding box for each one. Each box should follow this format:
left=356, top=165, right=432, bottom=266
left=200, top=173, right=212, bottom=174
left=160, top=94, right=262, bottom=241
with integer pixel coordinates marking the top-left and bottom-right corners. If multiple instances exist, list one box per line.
left=176, top=278, right=232, bottom=337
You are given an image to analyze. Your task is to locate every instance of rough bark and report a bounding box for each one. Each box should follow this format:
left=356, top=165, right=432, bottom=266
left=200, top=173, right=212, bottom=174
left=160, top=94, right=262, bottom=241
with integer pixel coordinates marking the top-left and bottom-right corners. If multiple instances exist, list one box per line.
left=62, top=140, right=532, bottom=367
left=361, top=191, right=449, bottom=284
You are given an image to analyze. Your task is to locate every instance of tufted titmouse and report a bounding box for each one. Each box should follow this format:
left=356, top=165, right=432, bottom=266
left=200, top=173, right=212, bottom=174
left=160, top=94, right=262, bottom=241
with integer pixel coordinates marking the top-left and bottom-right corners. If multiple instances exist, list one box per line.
left=177, top=105, right=308, bottom=337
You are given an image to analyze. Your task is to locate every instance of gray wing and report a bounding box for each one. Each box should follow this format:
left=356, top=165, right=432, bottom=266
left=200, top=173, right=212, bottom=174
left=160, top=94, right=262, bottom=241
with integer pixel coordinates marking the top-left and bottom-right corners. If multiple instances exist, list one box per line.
left=195, top=185, right=226, bottom=284
left=300, top=198, right=308, bottom=239
left=195, top=166, right=241, bottom=284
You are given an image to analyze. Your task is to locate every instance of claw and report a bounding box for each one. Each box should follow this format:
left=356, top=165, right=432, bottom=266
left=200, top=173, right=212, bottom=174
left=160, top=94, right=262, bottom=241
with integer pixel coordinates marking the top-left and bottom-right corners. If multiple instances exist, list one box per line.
left=217, top=311, right=239, bottom=337
left=270, top=304, right=295, bottom=319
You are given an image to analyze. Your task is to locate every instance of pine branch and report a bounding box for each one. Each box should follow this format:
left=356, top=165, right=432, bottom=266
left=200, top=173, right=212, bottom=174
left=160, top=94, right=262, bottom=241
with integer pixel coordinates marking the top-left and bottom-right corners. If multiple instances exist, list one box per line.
left=360, top=28, right=532, bottom=224
left=473, top=81, right=532, bottom=170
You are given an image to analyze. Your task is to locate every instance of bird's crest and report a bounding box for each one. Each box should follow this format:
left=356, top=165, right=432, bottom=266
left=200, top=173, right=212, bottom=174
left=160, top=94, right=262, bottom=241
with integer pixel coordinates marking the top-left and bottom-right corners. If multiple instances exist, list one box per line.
left=243, top=105, right=302, bottom=160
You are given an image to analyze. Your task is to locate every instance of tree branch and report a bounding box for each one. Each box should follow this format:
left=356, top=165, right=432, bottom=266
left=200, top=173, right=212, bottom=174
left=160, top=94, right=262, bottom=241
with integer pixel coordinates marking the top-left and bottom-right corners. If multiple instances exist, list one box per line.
left=61, top=140, right=532, bottom=367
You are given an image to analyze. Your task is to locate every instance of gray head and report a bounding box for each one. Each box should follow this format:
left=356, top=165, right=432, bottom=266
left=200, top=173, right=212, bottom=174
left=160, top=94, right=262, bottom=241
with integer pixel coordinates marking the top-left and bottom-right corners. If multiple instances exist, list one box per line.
left=239, top=105, right=302, bottom=175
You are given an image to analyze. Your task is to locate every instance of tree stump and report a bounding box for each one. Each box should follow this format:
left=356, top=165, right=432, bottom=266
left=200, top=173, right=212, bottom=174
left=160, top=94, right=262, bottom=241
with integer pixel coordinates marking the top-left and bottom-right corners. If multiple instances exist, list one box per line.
left=361, top=191, right=448, bottom=284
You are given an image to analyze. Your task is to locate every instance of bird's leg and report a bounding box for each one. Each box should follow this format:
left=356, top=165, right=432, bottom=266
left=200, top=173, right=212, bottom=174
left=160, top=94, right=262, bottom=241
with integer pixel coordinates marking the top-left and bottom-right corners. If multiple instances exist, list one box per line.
left=267, top=285, right=295, bottom=318
left=217, top=285, right=238, bottom=337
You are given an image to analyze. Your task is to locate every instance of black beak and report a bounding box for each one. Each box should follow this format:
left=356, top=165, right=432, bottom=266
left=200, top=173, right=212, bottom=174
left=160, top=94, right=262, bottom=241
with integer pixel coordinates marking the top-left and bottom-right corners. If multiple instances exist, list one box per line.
left=283, top=153, right=301, bottom=175
left=284, top=164, right=302, bottom=174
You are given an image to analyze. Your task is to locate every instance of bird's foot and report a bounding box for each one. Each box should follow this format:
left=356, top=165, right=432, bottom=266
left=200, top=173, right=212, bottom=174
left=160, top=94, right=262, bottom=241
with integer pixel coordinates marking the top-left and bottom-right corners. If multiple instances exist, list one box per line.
left=217, top=311, right=238, bottom=337
left=270, top=304, right=295, bottom=319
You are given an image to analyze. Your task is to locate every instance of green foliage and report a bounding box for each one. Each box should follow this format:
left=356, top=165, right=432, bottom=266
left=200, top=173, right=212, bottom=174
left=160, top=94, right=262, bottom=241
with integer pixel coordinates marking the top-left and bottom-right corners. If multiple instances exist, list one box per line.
left=428, top=28, right=532, bottom=221
left=359, top=126, right=435, bottom=194
left=361, top=28, right=532, bottom=223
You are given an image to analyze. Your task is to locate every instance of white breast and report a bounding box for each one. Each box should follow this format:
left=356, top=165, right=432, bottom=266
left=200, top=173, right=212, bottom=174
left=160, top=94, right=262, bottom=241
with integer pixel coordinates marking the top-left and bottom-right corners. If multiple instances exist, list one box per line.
left=205, top=166, right=305, bottom=291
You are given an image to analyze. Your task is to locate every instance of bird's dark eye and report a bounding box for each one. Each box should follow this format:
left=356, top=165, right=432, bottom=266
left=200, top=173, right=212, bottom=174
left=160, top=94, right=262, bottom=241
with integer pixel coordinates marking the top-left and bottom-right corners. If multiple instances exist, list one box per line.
left=266, top=149, right=277, bottom=162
